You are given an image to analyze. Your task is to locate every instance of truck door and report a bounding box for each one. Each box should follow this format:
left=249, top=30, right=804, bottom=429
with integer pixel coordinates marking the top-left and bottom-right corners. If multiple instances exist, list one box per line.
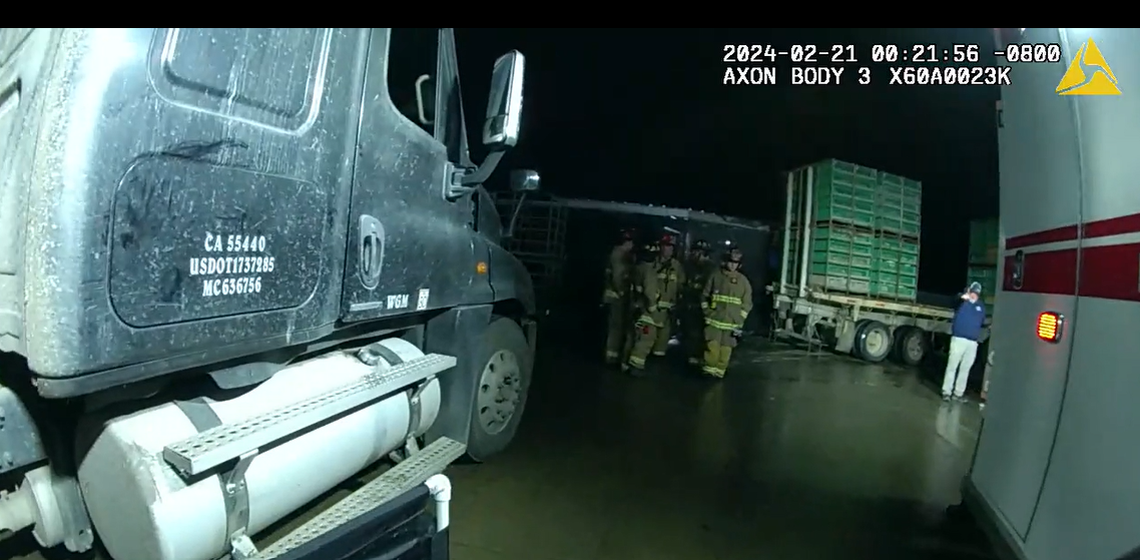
left=970, top=27, right=1083, bottom=541
left=341, top=29, right=489, bottom=322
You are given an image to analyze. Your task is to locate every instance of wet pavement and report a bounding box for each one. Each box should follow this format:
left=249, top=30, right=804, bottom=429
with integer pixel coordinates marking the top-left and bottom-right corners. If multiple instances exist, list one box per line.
left=2, top=336, right=996, bottom=560
left=447, top=337, right=996, bottom=560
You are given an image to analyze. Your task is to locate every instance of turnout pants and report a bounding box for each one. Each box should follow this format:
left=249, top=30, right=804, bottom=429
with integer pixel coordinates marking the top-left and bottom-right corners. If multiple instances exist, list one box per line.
left=627, top=310, right=668, bottom=370
left=702, top=326, right=737, bottom=378
left=604, top=300, right=629, bottom=363
left=683, top=308, right=705, bottom=365
left=652, top=306, right=674, bottom=356
left=941, top=336, right=979, bottom=397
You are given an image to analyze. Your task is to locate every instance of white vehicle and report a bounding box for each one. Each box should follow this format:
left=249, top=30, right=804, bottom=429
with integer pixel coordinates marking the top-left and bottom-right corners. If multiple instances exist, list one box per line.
left=963, top=28, right=1139, bottom=560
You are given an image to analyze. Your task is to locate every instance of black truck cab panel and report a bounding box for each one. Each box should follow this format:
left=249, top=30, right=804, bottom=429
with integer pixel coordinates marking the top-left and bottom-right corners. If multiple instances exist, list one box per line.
left=0, top=28, right=521, bottom=397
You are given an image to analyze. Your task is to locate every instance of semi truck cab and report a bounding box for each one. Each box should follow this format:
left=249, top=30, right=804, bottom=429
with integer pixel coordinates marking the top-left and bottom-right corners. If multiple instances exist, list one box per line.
left=0, top=27, right=538, bottom=560
left=965, top=27, right=1140, bottom=560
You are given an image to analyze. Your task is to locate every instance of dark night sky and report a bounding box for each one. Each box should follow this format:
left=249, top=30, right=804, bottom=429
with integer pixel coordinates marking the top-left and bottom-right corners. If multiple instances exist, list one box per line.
left=452, top=28, right=1002, bottom=295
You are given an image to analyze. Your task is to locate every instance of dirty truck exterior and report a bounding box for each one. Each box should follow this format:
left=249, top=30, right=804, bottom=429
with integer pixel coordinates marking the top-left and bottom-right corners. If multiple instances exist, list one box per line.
left=0, top=28, right=539, bottom=560
left=964, top=28, right=1140, bottom=560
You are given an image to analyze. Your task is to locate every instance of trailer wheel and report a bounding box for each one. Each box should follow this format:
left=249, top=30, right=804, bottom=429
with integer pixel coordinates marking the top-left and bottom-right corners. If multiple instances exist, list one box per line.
left=896, top=327, right=929, bottom=366
left=466, top=317, right=533, bottom=461
left=855, top=320, right=892, bottom=363
left=850, top=319, right=871, bottom=358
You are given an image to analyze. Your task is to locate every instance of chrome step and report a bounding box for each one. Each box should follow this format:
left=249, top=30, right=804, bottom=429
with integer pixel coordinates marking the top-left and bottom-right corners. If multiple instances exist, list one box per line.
left=254, top=436, right=467, bottom=560
left=163, top=353, right=457, bottom=476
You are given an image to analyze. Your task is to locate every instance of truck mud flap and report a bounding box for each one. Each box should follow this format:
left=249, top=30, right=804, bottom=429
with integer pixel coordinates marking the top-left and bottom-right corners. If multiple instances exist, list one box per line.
left=255, top=436, right=465, bottom=560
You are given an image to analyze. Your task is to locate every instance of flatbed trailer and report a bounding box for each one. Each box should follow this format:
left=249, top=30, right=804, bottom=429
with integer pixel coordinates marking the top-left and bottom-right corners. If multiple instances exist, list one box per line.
left=769, top=282, right=957, bottom=364
left=767, top=164, right=984, bottom=364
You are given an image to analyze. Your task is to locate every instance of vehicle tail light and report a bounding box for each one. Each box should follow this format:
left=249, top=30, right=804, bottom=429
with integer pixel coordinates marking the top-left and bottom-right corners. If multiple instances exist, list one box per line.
left=1036, top=312, right=1064, bottom=343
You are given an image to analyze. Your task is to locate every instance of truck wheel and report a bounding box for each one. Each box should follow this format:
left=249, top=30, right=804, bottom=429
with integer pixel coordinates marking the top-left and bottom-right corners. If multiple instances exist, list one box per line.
left=850, top=319, right=871, bottom=358
left=896, top=327, right=929, bottom=366
left=855, top=320, right=892, bottom=363
left=466, top=317, right=533, bottom=461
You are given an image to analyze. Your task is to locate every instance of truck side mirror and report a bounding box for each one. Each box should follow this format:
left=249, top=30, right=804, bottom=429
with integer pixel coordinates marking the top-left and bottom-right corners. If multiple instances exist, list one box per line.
left=414, top=74, right=435, bottom=126
left=483, top=51, right=525, bottom=150
left=510, top=169, right=540, bottom=193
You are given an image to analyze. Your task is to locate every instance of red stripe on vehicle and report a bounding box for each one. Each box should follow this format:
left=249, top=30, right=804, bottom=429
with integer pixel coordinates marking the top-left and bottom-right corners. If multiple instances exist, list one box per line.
left=1079, top=243, right=1140, bottom=302
left=1083, top=213, right=1140, bottom=239
left=1002, top=243, right=1140, bottom=302
left=1003, top=250, right=1077, bottom=294
left=1006, top=225, right=1078, bottom=250
left=1006, top=212, right=1140, bottom=250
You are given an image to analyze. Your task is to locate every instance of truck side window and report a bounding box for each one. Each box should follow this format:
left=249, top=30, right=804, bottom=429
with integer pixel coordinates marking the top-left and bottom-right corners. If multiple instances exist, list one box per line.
left=387, top=28, right=437, bottom=135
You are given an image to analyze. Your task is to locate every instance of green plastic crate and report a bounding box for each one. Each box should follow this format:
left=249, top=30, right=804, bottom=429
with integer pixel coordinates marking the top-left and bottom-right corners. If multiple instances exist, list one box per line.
left=899, top=275, right=918, bottom=289
left=876, top=259, right=897, bottom=273
left=817, top=205, right=874, bottom=227
left=900, top=240, right=920, bottom=256
left=875, top=217, right=920, bottom=236
left=873, top=271, right=898, bottom=285
left=968, top=218, right=1000, bottom=265
left=876, top=283, right=898, bottom=298
left=896, top=286, right=917, bottom=301
left=808, top=273, right=871, bottom=294
left=812, top=249, right=849, bottom=266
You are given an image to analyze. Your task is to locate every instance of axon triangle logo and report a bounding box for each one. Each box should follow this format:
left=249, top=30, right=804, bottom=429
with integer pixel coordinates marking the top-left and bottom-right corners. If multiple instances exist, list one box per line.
left=1056, top=38, right=1121, bottom=96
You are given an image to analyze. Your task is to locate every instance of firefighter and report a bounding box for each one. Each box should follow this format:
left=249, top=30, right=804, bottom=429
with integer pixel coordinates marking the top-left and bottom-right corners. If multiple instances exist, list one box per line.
left=651, top=233, right=685, bottom=357
left=602, top=228, right=637, bottom=364
left=682, top=239, right=715, bottom=366
left=700, top=246, right=753, bottom=379
left=623, top=241, right=664, bottom=374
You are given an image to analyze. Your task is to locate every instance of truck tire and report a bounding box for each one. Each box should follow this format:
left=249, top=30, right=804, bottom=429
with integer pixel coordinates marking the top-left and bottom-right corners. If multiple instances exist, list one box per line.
left=895, top=327, right=929, bottom=366
left=850, top=319, right=871, bottom=358
left=855, top=320, right=892, bottom=363
left=466, top=317, right=533, bottom=461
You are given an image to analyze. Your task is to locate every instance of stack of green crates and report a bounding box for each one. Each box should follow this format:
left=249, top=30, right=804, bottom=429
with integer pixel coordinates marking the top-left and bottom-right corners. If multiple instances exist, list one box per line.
left=874, top=172, right=922, bottom=238
left=811, top=161, right=878, bottom=228
left=808, top=225, right=876, bottom=294
left=871, top=234, right=920, bottom=301
left=795, top=159, right=923, bottom=302
left=966, top=218, right=999, bottom=307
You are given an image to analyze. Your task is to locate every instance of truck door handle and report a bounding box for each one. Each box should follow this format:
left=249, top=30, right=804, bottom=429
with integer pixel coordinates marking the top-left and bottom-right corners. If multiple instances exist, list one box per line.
left=358, top=215, right=384, bottom=290
left=1010, top=250, right=1024, bottom=290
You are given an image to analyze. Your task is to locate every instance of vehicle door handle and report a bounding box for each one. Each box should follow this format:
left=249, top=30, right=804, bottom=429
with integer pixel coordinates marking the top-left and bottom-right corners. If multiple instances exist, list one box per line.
left=1010, top=250, right=1024, bottom=290
left=358, top=215, right=385, bottom=290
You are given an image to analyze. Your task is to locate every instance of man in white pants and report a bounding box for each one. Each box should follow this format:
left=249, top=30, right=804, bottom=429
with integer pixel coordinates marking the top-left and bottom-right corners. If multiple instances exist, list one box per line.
left=941, top=282, right=986, bottom=401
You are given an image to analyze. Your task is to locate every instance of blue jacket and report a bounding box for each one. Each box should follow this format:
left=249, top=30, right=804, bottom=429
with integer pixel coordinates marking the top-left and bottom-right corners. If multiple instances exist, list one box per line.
left=951, top=296, right=986, bottom=341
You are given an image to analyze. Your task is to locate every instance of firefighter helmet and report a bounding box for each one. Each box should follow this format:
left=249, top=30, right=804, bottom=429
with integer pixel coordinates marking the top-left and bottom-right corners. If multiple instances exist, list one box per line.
left=724, top=245, right=743, bottom=264
left=638, top=241, right=659, bottom=262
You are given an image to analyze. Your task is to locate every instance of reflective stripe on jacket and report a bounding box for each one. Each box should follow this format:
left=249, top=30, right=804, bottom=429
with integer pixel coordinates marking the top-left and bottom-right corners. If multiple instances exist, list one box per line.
left=701, top=269, right=754, bottom=331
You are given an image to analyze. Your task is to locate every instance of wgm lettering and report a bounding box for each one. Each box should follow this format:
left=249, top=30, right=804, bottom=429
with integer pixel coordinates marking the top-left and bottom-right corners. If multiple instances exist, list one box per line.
left=192, top=232, right=276, bottom=298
